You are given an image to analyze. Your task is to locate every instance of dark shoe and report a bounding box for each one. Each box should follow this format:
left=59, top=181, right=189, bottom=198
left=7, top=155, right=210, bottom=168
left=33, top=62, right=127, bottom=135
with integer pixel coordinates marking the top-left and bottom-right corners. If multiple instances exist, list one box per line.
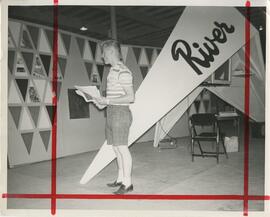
left=113, top=184, right=133, bottom=194
left=107, top=181, right=122, bottom=187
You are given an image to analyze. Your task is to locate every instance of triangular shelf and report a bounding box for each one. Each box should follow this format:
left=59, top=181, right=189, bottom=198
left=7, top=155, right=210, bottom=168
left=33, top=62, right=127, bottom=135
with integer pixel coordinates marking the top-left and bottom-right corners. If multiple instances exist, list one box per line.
left=20, top=25, right=34, bottom=49
left=9, top=21, right=21, bottom=47
left=45, top=29, right=53, bottom=52
left=88, top=40, right=97, bottom=59
left=19, top=107, right=35, bottom=130
left=61, top=33, right=71, bottom=55
left=39, top=54, right=51, bottom=77
left=132, top=47, right=141, bottom=63
left=26, top=79, right=41, bottom=103
left=21, top=51, right=34, bottom=74
left=21, top=132, right=34, bottom=155
left=28, top=106, right=40, bottom=127
left=38, top=106, right=51, bottom=129
left=83, top=40, right=94, bottom=61
left=49, top=66, right=63, bottom=81
left=139, top=48, right=149, bottom=65
left=8, top=30, right=16, bottom=48
left=96, top=64, right=104, bottom=82
left=8, top=50, right=16, bottom=74
left=46, top=105, right=56, bottom=125
left=33, top=79, right=46, bottom=102
left=38, top=29, right=51, bottom=54
left=151, top=49, right=158, bottom=65
left=120, top=45, right=129, bottom=63
left=51, top=81, right=62, bottom=101
left=84, top=62, right=93, bottom=82
left=145, top=48, right=153, bottom=65
left=9, top=106, right=22, bottom=129
left=15, top=52, right=29, bottom=77
left=40, top=130, right=51, bottom=151
left=27, top=24, right=39, bottom=50
left=32, top=55, right=47, bottom=78
left=58, top=33, right=67, bottom=56
left=95, top=44, right=103, bottom=64
left=90, top=64, right=101, bottom=85
left=44, top=81, right=53, bottom=104
left=76, top=37, right=85, bottom=57
left=15, top=79, right=29, bottom=102
left=58, top=57, right=67, bottom=78
left=140, top=66, right=149, bottom=79
left=8, top=80, right=22, bottom=104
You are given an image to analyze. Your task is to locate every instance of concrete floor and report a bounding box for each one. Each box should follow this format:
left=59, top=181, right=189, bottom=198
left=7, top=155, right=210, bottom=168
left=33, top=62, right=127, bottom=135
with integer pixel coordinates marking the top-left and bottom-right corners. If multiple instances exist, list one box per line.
left=7, top=125, right=265, bottom=211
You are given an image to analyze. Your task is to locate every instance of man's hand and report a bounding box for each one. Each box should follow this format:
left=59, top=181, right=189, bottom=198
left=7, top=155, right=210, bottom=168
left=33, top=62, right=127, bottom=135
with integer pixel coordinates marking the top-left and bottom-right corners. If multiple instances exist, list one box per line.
left=92, top=97, right=108, bottom=110
left=95, top=97, right=108, bottom=105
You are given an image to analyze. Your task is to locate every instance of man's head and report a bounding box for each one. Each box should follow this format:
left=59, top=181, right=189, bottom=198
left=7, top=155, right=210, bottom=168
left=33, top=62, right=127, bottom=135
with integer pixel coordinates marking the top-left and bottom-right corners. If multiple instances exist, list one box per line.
left=100, top=40, right=122, bottom=65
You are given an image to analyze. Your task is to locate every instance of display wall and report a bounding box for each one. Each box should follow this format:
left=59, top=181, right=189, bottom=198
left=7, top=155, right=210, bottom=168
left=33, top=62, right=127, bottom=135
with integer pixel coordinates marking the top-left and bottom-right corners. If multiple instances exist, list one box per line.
left=7, top=18, right=193, bottom=166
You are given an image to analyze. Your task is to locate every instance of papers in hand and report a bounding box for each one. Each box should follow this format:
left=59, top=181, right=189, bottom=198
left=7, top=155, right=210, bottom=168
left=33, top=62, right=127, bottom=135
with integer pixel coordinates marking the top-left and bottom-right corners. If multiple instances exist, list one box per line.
left=75, top=90, right=93, bottom=102
left=74, top=85, right=101, bottom=102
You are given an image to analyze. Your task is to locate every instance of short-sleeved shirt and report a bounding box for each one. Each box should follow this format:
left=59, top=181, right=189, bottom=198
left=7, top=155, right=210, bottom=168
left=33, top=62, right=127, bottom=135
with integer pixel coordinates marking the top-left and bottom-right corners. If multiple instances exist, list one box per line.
left=106, top=61, right=133, bottom=106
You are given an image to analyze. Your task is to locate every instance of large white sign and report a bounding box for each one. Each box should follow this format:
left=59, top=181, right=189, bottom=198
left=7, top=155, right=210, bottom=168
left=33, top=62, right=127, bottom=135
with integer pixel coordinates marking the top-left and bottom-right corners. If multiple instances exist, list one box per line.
left=80, top=6, right=256, bottom=184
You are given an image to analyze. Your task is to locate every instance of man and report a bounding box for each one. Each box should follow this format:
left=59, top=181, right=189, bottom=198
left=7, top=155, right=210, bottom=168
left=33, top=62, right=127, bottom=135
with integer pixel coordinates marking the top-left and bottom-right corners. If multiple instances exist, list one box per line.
left=93, top=40, right=135, bottom=194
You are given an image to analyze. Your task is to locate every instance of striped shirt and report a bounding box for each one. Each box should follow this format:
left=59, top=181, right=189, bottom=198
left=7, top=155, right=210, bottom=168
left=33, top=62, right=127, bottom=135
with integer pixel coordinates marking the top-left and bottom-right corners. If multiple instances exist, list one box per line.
left=106, top=62, right=133, bottom=105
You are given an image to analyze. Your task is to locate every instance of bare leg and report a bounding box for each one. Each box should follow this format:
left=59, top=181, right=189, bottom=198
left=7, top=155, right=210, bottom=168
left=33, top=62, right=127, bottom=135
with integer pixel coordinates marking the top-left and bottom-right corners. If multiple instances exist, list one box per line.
left=118, top=146, right=132, bottom=187
left=112, top=146, right=124, bottom=183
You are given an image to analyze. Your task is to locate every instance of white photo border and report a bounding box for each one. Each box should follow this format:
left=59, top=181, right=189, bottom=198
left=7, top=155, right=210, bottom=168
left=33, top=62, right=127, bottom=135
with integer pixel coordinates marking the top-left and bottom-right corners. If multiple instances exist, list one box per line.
left=1, top=0, right=269, bottom=216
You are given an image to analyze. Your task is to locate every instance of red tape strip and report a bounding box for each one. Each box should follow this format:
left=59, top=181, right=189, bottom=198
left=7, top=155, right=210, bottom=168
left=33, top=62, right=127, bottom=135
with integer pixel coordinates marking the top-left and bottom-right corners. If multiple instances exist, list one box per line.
left=51, top=0, right=59, bottom=215
left=243, top=1, right=251, bottom=216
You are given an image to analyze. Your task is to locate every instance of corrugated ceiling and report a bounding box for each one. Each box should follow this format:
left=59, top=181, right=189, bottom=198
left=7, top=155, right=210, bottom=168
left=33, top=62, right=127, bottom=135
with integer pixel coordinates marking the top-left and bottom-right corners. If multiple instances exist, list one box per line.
left=8, top=6, right=266, bottom=54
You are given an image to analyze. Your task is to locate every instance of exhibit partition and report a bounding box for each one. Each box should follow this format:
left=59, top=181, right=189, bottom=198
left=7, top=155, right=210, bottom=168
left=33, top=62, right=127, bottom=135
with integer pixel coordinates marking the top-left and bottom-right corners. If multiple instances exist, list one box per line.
left=7, top=19, right=173, bottom=166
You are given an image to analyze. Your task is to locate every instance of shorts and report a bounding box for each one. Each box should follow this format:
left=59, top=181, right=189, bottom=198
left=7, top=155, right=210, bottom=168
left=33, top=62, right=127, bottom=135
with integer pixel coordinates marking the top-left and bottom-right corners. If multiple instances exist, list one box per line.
left=106, top=105, right=132, bottom=146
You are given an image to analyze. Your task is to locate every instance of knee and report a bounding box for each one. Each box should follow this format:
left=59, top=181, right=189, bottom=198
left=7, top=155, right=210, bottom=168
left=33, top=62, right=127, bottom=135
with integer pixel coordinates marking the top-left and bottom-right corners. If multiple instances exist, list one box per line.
left=118, top=146, right=131, bottom=155
left=113, top=146, right=120, bottom=154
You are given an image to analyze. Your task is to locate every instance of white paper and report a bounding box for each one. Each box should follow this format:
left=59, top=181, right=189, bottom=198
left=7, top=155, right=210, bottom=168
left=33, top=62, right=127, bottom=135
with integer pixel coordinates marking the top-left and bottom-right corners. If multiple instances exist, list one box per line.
left=74, top=85, right=101, bottom=99
left=75, top=90, right=94, bottom=102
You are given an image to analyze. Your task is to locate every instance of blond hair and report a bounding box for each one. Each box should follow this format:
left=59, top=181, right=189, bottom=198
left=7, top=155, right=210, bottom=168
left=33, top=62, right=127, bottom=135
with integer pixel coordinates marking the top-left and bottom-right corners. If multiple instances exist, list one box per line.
left=100, top=39, right=122, bottom=60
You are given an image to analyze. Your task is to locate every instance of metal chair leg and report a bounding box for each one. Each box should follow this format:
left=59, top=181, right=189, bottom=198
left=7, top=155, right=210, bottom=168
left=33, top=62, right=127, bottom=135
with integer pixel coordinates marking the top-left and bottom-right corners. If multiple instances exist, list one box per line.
left=197, top=141, right=204, bottom=157
left=222, top=138, right=229, bottom=159
left=191, top=139, right=194, bottom=162
left=216, top=140, right=219, bottom=164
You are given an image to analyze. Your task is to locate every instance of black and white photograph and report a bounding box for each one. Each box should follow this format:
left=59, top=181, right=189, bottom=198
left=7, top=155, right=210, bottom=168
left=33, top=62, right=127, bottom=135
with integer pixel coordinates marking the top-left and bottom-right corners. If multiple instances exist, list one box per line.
left=0, top=0, right=269, bottom=216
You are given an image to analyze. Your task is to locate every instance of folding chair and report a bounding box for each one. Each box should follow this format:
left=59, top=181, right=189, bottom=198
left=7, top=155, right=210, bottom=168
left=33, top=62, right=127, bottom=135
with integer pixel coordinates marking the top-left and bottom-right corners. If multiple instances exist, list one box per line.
left=190, top=113, right=228, bottom=163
